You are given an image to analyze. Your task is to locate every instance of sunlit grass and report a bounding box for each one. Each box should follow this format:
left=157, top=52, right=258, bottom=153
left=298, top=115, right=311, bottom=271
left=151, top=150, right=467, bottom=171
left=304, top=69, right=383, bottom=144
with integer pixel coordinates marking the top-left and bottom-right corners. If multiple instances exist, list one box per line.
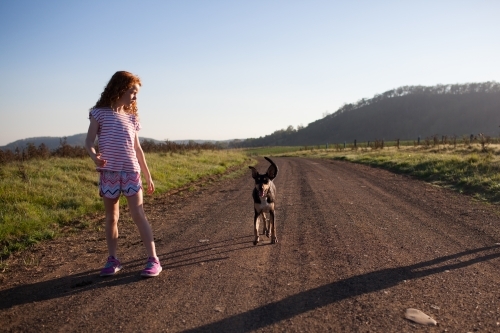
left=0, top=150, right=250, bottom=257
left=272, top=143, right=500, bottom=203
left=245, top=146, right=305, bottom=156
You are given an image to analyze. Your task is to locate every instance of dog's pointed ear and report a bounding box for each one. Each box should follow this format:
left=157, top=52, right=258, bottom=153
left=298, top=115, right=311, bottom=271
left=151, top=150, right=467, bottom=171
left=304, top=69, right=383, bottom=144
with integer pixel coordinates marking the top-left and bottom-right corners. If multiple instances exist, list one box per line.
left=266, top=164, right=278, bottom=180
left=249, top=166, right=259, bottom=179
left=266, top=163, right=278, bottom=180
left=264, top=157, right=278, bottom=180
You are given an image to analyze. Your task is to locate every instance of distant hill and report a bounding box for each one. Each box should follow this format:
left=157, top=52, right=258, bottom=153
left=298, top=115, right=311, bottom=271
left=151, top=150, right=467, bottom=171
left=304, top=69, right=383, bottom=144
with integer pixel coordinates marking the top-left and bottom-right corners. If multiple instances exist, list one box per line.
left=231, top=82, right=500, bottom=147
left=1, top=134, right=220, bottom=151
left=1, top=134, right=88, bottom=151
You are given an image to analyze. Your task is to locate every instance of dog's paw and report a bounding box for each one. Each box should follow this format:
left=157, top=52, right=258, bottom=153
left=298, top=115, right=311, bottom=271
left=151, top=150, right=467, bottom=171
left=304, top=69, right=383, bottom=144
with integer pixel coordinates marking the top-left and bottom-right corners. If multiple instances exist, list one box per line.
left=263, top=229, right=270, bottom=238
left=253, top=237, right=260, bottom=245
left=271, top=236, right=278, bottom=244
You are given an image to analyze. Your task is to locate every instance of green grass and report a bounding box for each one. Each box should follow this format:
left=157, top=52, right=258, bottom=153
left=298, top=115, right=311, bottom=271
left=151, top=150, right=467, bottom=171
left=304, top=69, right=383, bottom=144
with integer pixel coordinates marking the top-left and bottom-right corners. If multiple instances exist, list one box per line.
left=244, top=146, right=315, bottom=156
left=0, top=150, right=250, bottom=257
left=272, top=143, right=500, bottom=203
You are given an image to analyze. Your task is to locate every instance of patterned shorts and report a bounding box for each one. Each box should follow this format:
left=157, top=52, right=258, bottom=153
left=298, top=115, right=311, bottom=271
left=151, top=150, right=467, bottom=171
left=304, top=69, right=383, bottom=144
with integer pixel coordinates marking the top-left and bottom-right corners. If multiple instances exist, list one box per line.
left=99, top=171, right=142, bottom=199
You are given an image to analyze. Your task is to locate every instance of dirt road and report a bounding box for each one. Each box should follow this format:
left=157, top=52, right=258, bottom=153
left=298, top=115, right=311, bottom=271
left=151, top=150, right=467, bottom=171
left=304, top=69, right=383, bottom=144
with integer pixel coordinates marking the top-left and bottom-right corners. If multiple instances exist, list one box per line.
left=1, top=157, right=500, bottom=332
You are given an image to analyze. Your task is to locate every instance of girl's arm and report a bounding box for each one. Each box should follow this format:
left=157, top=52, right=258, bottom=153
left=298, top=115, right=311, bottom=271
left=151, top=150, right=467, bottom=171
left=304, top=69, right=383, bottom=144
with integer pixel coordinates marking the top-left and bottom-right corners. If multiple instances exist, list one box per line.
left=134, top=132, right=155, bottom=195
left=85, top=116, right=107, bottom=168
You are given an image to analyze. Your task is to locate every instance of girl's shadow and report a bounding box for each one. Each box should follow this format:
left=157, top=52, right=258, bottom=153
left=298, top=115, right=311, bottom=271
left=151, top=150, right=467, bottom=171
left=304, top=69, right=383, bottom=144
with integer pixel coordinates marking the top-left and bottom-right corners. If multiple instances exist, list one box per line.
left=0, top=235, right=256, bottom=310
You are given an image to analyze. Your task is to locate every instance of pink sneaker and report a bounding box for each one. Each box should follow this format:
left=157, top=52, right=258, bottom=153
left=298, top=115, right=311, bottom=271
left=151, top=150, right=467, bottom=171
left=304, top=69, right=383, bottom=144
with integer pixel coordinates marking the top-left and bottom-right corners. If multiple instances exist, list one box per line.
left=100, top=256, right=122, bottom=276
left=141, top=257, right=162, bottom=277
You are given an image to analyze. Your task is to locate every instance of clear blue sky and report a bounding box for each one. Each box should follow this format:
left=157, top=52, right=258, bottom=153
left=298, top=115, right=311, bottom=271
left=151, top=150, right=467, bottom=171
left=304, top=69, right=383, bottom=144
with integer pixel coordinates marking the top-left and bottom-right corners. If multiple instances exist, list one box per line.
left=1, top=0, right=499, bottom=145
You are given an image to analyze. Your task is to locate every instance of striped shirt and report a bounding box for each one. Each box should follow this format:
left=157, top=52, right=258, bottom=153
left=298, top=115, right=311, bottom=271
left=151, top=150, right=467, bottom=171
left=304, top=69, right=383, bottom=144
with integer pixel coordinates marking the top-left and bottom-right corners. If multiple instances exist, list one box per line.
left=89, top=107, right=142, bottom=172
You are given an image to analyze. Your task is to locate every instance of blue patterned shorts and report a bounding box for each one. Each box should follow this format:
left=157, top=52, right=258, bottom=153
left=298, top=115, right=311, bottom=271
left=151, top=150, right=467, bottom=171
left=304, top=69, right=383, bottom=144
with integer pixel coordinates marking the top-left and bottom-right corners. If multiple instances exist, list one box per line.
left=98, top=171, right=142, bottom=199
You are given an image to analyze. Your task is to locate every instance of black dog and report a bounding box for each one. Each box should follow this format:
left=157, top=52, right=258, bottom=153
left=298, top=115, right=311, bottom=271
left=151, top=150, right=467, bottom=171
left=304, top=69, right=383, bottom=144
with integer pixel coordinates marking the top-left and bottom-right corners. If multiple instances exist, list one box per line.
left=249, top=157, right=278, bottom=245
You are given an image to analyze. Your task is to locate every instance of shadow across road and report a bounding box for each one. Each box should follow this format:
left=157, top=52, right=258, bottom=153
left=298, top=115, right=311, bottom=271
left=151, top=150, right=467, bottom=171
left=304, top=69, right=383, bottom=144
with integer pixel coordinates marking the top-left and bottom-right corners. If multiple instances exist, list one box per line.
left=181, top=245, right=500, bottom=333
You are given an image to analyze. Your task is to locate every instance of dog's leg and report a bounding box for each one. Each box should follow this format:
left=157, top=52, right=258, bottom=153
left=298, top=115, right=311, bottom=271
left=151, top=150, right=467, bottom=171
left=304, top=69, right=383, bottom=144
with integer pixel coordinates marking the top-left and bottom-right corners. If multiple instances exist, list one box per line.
left=261, top=212, right=270, bottom=237
left=253, top=210, right=260, bottom=245
left=270, top=210, right=278, bottom=244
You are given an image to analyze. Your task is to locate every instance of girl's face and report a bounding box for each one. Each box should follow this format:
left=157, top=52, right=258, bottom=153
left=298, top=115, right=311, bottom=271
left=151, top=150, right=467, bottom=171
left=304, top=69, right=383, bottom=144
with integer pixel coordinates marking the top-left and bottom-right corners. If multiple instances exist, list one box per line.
left=117, top=84, right=141, bottom=108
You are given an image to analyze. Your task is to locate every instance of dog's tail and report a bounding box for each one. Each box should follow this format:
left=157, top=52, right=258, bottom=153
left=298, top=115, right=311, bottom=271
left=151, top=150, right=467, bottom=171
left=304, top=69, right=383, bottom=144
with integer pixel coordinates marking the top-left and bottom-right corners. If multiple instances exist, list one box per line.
left=264, top=157, right=278, bottom=180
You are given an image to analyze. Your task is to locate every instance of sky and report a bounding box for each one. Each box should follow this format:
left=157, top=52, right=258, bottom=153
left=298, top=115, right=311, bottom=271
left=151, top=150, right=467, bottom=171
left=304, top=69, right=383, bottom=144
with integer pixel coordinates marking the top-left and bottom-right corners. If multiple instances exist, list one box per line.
left=1, top=1, right=499, bottom=146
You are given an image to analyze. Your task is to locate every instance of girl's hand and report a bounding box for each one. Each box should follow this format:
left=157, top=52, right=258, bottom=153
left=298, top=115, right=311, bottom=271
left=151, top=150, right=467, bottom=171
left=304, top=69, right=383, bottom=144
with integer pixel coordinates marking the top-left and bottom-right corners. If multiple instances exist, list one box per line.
left=146, top=178, right=155, bottom=195
left=93, top=153, right=107, bottom=167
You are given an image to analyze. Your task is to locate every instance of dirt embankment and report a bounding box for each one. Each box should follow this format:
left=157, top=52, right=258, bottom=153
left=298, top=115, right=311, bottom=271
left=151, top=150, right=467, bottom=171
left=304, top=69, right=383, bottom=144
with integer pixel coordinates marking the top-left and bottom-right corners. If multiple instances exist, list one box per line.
left=1, top=157, right=500, bottom=332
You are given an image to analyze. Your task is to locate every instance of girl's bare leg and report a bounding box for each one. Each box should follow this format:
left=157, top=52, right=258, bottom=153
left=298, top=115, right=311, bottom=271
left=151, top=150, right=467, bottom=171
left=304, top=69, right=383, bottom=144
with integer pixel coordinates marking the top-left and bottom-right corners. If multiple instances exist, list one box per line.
left=103, top=197, right=120, bottom=258
left=126, top=190, right=157, bottom=258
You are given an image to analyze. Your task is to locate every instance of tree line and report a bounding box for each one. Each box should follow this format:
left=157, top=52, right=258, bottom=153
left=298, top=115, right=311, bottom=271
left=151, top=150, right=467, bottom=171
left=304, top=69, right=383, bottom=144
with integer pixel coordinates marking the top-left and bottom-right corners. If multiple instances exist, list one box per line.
left=0, top=138, right=221, bottom=164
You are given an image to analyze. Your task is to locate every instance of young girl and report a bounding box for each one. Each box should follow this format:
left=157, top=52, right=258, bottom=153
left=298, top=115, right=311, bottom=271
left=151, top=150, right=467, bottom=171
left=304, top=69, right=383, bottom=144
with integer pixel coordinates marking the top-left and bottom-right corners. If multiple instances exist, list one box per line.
left=85, top=71, right=162, bottom=277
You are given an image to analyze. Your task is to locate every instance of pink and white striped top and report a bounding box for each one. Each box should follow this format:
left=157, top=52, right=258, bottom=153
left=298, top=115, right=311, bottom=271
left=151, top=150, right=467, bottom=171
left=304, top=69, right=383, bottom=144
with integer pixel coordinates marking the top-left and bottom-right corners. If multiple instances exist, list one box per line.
left=89, top=107, right=142, bottom=172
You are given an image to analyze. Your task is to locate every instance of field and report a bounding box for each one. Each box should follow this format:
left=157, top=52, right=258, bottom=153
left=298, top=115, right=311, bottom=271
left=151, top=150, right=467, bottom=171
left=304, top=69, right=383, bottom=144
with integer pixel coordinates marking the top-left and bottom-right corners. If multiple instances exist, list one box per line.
left=0, top=150, right=251, bottom=257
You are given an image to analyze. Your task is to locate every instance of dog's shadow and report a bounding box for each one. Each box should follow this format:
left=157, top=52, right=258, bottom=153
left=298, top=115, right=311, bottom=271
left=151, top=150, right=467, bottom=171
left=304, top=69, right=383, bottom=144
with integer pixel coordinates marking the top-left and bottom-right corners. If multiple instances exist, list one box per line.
left=159, top=234, right=258, bottom=269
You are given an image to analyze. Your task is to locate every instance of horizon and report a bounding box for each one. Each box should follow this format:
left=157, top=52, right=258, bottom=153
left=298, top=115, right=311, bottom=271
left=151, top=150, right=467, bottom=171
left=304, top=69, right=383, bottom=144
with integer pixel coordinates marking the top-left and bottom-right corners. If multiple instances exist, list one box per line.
left=1, top=1, right=499, bottom=146
left=0, top=133, right=238, bottom=148
left=3, top=80, right=499, bottom=147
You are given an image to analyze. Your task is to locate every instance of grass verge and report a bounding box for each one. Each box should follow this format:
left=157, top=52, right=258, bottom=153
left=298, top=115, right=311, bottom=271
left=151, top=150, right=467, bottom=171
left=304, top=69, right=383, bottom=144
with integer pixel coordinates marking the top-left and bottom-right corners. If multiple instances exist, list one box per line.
left=0, top=150, right=250, bottom=257
left=272, top=144, right=500, bottom=203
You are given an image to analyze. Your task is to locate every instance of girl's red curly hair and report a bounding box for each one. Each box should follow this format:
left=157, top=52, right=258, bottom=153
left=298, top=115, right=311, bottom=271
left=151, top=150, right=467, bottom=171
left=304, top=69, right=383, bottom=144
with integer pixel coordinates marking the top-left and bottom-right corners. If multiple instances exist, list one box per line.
left=91, top=71, right=142, bottom=118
